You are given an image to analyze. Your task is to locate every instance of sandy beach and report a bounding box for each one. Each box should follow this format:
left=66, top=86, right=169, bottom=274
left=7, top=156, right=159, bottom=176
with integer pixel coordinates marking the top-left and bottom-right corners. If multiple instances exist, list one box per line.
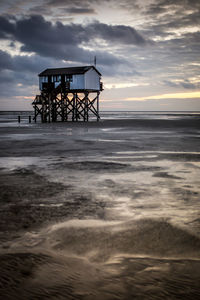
left=0, top=112, right=200, bottom=299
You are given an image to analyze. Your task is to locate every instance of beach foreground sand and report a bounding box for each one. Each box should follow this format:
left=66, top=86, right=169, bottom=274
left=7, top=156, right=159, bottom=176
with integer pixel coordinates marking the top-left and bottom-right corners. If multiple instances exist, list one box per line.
left=0, top=114, right=200, bottom=299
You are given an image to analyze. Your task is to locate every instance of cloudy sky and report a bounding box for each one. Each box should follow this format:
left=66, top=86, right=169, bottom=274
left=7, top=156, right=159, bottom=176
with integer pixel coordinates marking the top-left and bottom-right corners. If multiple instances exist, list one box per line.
left=0, top=0, right=200, bottom=111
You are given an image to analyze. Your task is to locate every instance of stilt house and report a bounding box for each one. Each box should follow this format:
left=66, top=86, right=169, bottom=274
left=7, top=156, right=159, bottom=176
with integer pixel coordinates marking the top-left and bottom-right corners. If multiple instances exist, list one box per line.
left=33, top=66, right=103, bottom=122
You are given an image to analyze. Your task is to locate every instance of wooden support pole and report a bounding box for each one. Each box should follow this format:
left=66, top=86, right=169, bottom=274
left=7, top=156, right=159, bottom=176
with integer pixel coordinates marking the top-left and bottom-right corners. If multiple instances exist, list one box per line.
left=85, top=92, right=89, bottom=122
left=97, top=92, right=100, bottom=122
left=48, top=95, right=51, bottom=123
left=61, top=91, right=64, bottom=122
left=75, top=93, right=78, bottom=122
left=66, top=98, right=68, bottom=121
left=83, top=94, right=86, bottom=122
left=72, top=94, right=75, bottom=122
left=41, top=99, right=44, bottom=123
left=34, top=104, right=37, bottom=123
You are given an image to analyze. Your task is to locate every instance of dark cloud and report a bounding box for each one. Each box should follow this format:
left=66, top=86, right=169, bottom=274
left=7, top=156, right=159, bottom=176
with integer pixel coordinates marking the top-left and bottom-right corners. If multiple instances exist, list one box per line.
left=0, top=49, right=60, bottom=74
left=47, top=0, right=91, bottom=6
left=10, top=14, right=146, bottom=47
left=0, top=50, right=13, bottom=70
left=118, top=0, right=140, bottom=11
left=37, top=0, right=98, bottom=16
left=167, top=11, right=200, bottom=29
left=87, top=21, right=146, bottom=45
left=62, top=7, right=96, bottom=15
left=147, top=11, right=200, bottom=37
left=0, top=50, right=41, bottom=96
left=163, top=79, right=199, bottom=90
left=28, top=5, right=52, bottom=15
left=143, top=0, right=200, bottom=35
left=28, top=1, right=96, bottom=17
left=181, top=81, right=197, bottom=89
left=0, top=15, right=15, bottom=38
left=46, top=0, right=114, bottom=7
left=163, top=80, right=178, bottom=88
left=0, top=51, right=60, bottom=98
left=47, top=0, right=140, bottom=11
left=0, top=68, right=37, bottom=99
left=145, top=0, right=200, bottom=15
left=0, top=14, right=147, bottom=65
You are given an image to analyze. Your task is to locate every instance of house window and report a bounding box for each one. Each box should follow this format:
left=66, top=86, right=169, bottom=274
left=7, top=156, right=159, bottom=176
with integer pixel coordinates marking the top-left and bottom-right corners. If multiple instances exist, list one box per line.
left=53, top=75, right=61, bottom=82
left=65, top=75, right=73, bottom=82
left=41, top=76, right=48, bottom=83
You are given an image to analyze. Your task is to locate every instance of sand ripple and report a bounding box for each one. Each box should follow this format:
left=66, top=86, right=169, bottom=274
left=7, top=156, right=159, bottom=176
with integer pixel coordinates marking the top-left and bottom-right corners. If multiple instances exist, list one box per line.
left=1, top=218, right=200, bottom=299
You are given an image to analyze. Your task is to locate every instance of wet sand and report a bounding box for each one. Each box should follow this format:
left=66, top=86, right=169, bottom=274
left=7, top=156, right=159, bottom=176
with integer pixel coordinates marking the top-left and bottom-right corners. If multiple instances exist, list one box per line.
left=0, top=114, right=200, bottom=299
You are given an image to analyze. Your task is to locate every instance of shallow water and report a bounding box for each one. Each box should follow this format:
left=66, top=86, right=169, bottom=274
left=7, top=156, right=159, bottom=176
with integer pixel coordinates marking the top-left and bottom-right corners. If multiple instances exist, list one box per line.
left=0, top=112, right=200, bottom=299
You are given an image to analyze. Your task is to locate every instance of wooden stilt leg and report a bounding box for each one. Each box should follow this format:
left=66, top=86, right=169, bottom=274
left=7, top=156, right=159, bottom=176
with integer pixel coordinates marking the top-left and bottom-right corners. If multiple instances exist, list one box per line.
left=34, top=103, right=37, bottom=123
left=97, top=92, right=100, bottom=122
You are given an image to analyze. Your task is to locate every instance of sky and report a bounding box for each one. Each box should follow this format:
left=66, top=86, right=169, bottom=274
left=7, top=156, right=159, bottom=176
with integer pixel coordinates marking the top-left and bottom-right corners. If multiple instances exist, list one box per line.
left=0, top=0, right=200, bottom=111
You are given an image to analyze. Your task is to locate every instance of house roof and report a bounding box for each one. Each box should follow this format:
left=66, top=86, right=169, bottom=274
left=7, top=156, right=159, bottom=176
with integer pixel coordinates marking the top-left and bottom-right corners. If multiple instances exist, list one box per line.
left=39, top=66, right=101, bottom=76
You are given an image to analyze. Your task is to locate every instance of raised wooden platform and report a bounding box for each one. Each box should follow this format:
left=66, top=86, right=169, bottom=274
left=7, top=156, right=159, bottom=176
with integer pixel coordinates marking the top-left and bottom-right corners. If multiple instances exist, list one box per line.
left=32, top=85, right=100, bottom=122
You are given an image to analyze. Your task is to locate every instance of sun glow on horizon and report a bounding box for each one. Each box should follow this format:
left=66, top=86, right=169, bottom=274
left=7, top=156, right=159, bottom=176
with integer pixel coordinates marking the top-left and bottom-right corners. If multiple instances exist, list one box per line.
left=126, top=91, right=200, bottom=101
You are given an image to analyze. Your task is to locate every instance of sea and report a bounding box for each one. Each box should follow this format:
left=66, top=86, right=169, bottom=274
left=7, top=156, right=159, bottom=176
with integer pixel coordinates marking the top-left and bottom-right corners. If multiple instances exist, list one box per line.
left=0, top=110, right=200, bottom=124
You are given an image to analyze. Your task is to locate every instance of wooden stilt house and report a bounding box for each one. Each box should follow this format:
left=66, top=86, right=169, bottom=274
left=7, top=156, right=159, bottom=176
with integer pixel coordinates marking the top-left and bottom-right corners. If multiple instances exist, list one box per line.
left=32, top=66, right=103, bottom=122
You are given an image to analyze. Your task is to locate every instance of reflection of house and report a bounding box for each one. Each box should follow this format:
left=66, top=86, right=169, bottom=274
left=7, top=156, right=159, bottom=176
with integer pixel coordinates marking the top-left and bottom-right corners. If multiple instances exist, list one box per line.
left=33, top=66, right=103, bottom=123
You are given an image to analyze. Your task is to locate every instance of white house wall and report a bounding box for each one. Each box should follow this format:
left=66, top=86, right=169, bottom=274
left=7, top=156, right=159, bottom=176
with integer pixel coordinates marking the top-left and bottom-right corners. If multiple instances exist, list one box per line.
left=85, top=68, right=100, bottom=90
left=70, top=74, right=84, bottom=90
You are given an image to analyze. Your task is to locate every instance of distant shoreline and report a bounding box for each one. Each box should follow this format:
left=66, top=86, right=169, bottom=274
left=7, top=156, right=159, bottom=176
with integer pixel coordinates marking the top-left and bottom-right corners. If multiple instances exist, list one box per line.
left=1, top=110, right=200, bottom=113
